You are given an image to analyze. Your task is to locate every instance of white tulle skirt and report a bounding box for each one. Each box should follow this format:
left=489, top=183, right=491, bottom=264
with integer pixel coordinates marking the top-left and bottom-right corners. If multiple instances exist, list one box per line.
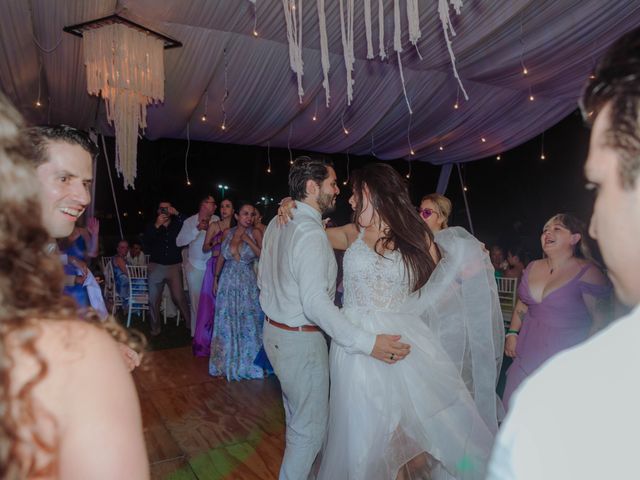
left=316, top=307, right=495, bottom=480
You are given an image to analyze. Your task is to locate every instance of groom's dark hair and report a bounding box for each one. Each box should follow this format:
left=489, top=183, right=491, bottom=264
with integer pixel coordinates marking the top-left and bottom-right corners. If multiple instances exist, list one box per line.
left=289, top=156, right=334, bottom=201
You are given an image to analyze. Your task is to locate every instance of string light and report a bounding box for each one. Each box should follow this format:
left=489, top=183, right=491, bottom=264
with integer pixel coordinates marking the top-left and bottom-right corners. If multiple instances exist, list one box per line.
left=528, top=86, right=534, bottom=101
left=439, top=145, right=444, bottom=151
left=519, top=13, right=529, bottom=76
left=201, top=90, right=208, bottom=122
left=406, top=113, right=414, bottom=157
left=406, top=160, right=412, bottom=179
left=481, top=137, right=486, bottom=143
left=266, top=141, right=272, bottom=173
left=288, top=123, right=294, bottom=164
left=35, top=60, right=43, bottom=108
left=184, top=122, right=191, bottom=186
left=496, top=154, right=501, bottom=160
left=343, top=151, right=350, bottom=185
left=463, top=186, right=468, bottom=192
left=221, top=48, right=229, bottom=131
left=312, top=97, right=318, bottom=121
left=341, top=108, right=349, bottom=135
left=252, top=1, right=259, bottom=36
left=453, top=85, right=460, bottom=109
left=540, top=131, right=546, bottom=160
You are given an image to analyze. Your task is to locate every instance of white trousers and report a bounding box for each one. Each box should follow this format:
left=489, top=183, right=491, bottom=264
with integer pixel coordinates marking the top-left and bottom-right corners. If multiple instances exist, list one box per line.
left=263, top=321, right=329, bottom=480
left=184, top=261, right=206, bottom=336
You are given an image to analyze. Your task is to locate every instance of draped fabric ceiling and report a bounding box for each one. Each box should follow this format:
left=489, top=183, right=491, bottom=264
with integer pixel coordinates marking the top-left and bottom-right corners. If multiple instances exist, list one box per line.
left=2, top=0, right=639, bottom=169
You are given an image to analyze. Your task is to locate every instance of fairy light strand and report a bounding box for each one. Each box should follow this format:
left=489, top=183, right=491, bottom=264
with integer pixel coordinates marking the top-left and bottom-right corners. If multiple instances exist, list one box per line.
left=312, top=96, right=318, bottom=121
left=221, top=48, right=229, bottom=130
left=253, top=2, right=259, bottom=36
left=35, top=60, right=43, bottom=107
left=406, top=159, right=412, bottom=179
left=288, top=123, right=293, bottom=164
left=341, top=107, right=349, bottom=135
left=407, top=113, right=415, bottom=156
left=201, top=90, right=208, bottom=121
left=540, top=131, right=546, bottom=160
left=184, top=122, right=191, bottom=185
left=267, top=141, right=272, bottom=173
left=343, top=150, right=351, bottom=185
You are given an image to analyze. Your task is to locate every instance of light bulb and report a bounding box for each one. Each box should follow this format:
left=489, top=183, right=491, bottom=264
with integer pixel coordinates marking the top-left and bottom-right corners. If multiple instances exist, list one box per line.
left=201, top=114, right=207, bottom=122
left=290, top=160, right=294, bottom=165
left=529, top=95, right=534, bottom=101
left=221, top=123, right=226, bottom=131
left=523, top=67, right=528, bottom=75
left=312, top=115, right=317, bottom=121
left=343, top=180, right=348, bottom=186
left=439, top=145, right=444, bottom=151
left=186, top=180, right=191, bottom=186
left=343, top=128, right=349, bottom=135
left=541, top=153, right=546, bottom=160
left=138, top=211, right=142, bottom=215
left=481, top=137, right=486, bottom=143
left=253, top=30, right=259, bottom=37
left=35, top=100, right=42, bottom=107
left=589, top=73, right=596, bottom=80
left=496, top=155, right=501, bottom=160
left=406, top=174, right=410, bottom=179
left=410, top=149, right=415, bottom=156
left=454, top=102, right=459, bottom=110
left=463, top=186, right=468, bottom=192
left=267, top=167, right=271, bottom=173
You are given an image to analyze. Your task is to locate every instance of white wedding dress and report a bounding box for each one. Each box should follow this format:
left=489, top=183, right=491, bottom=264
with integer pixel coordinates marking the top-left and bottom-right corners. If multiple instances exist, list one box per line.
left=317, top=227, right=503, bottom=480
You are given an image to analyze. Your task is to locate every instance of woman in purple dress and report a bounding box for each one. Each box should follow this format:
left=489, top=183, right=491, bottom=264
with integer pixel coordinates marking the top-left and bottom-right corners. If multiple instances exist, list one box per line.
left=192, top=198, right=235, bottom=356
left=502, top=213, right=611, bottom=409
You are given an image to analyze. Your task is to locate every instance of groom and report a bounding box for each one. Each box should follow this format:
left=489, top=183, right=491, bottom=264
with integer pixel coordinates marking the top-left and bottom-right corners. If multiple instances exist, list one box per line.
left=258, top=156, right=411, bottom=480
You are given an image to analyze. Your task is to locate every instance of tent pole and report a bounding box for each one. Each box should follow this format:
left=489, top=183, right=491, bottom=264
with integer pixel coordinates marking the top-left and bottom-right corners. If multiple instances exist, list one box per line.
left=436, top=163, right=453, bottom=194
left=100, top=135, right=124, bottom=239
left=456, top=163, right=474, bottom=235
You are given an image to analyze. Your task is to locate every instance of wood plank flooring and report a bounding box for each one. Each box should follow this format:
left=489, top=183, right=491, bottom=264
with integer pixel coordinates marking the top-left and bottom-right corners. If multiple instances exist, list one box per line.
left=133, top=346, right=285, bottom=480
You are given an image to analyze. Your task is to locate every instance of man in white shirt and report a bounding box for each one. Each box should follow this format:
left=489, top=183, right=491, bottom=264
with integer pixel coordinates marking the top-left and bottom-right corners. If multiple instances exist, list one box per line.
left=487, top=27, right=640, bottom=479
left=258, top=156, right=411, bottom=480
left=176, top=194, right=219, bottom=336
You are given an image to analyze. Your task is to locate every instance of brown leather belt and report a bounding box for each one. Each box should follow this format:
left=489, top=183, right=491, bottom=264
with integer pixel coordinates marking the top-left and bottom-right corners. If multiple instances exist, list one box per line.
left=266, top=316, right=321, bottom=333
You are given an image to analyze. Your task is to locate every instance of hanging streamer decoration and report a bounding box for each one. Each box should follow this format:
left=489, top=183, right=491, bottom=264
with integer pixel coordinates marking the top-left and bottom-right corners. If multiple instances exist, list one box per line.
left=282, top=0, right=305, bottom=103
left=339, top=0, right=356, bottom=105
left=439, top=0, right=469, bottom=100
left=317, top=0, right=331, bottom=106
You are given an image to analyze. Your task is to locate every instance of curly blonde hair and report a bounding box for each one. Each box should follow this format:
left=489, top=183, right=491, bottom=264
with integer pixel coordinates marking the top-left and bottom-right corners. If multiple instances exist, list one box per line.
left=420, top=193, right=452, bottom=228
left=0, top=94, right=145, bottom=477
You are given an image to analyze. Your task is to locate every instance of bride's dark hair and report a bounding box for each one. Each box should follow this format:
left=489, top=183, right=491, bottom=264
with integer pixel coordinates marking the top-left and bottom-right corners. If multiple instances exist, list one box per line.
left=350, top=163, right=437, bottom=292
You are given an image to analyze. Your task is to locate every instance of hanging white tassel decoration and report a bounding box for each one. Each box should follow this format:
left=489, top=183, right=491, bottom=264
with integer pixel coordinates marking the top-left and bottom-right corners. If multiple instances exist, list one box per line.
left=364, top=0, right=374, bottom=59
left=407, top=0, right=421, bottom=46
left=282, top=0, right=305, bottom=102
left=378, top=0, right=386, bottom=60
left=339, top=0, right=355, bottom=105
left=393, top=0, right=402, bottom=53
left=439, top=0, right=469, bottom=100
left=317, top=0, right=331, bottom=106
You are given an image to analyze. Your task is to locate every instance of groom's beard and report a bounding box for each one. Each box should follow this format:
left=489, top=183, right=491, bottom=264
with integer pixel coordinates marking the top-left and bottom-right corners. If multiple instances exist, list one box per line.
left=318, top=191, right=336, bottom=215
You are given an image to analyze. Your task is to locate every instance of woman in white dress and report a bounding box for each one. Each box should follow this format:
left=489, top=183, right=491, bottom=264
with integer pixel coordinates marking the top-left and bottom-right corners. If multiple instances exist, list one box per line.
left=297, top=163, right=503, bottom=479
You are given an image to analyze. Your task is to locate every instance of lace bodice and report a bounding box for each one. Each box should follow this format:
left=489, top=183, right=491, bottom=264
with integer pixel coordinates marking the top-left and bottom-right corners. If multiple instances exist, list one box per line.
left=342, top=235, right=410, bottom=311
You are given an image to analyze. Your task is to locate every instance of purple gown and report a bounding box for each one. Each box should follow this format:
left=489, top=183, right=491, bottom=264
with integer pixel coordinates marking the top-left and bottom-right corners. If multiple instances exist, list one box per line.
left=502, top=262, right=611, bottom=409
left=192, top=231, right=223, bottom=356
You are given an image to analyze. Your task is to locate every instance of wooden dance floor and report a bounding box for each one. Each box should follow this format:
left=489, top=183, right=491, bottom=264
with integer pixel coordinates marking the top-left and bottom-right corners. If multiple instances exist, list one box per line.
left=132, top=346, right=285, bottom=479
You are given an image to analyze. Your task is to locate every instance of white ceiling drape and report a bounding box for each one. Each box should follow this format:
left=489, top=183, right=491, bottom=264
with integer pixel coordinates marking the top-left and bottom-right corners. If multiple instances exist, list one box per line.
left=1, top=0, right=639, bottom=167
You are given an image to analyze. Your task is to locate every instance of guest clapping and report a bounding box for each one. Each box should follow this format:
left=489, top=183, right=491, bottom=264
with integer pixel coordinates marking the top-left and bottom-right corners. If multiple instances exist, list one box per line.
left=209, top=202, right=266, bottom=380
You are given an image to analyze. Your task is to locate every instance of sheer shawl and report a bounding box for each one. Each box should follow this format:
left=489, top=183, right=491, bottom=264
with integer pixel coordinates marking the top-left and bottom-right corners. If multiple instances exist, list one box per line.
left=401, top=226, right=505, bottom=432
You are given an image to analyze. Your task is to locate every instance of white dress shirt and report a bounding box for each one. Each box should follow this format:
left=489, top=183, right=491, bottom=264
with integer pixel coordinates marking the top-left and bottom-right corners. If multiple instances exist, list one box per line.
left=176, top=213, right=219, bottom=270
left=258, top=201, right=375, bottom=356
left=487, top=304, right=640, bottom=480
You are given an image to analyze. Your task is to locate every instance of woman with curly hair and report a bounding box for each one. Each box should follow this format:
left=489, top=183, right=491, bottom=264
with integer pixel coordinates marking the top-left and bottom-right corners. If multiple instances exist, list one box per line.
left=0, top=93, right=149, bottom=478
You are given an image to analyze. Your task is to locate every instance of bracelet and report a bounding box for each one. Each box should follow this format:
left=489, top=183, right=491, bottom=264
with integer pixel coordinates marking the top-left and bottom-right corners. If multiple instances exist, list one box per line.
left=506, top=329, right=519, bottom=337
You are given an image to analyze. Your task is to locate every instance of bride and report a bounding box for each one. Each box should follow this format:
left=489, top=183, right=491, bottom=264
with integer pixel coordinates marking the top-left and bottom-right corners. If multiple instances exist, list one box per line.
left=283, top=163, right=503, bottom=479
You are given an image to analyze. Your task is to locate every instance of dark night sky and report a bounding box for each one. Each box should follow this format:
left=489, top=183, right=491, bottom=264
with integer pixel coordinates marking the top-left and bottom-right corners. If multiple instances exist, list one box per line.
left=95, top=108, right=595, bottom=258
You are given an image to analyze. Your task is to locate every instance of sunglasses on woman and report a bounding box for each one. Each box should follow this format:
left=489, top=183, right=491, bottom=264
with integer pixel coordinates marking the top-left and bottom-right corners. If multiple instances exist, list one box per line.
left=419, top=208, right=438, bottom=219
